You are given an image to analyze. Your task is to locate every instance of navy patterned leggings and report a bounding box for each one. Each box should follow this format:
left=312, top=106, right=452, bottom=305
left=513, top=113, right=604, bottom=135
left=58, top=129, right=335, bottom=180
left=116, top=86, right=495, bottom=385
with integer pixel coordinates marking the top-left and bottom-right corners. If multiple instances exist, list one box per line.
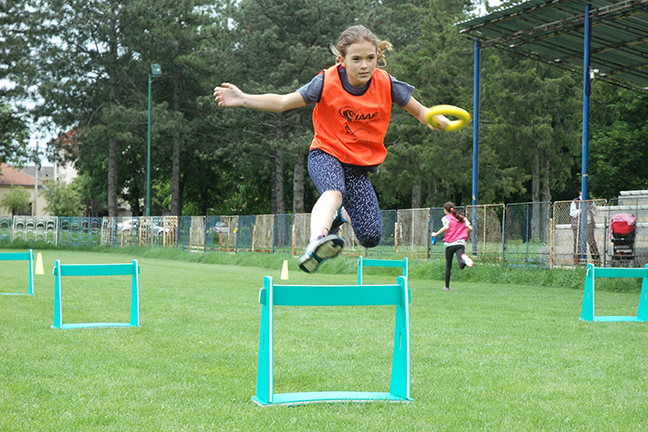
left=307, top=149, right=382, bottom=248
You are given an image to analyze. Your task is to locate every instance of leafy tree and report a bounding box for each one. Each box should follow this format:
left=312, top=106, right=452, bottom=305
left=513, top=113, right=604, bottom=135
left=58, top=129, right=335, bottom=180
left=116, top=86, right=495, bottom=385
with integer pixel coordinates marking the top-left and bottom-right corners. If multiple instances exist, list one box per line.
left=20, top=0, right=146, bottom=216
left=208, top=0, right=380, bottom=215
left=373, top=0, right=475, bottom=209
left=480, top=55, right=581, bottom=204
left=0, top=104, right=30, bottom=164
left=0, top=0, right=36, bottom=100
left=589, top=88, right=648, bottom=199
left=39, top=179, right=85, bottom=216
left=1, top=185, right=31, bottom=216
left=126, top=0, right=226, bottom=216
left=7, top=0, right=647, bottom=217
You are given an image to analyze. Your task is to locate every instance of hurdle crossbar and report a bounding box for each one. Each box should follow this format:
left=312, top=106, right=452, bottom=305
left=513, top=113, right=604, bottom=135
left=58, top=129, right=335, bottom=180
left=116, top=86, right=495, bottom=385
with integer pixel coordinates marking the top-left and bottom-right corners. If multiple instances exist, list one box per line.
left=357, top=256, right=408, bottom=285
left=253, top=275, right=412, bottom=406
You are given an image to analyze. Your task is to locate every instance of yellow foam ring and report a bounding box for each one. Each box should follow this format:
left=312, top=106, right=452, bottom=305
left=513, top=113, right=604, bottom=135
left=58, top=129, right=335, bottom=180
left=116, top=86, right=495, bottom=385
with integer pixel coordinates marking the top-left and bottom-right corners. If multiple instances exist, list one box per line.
left=426, top=105, right=472, bottom=131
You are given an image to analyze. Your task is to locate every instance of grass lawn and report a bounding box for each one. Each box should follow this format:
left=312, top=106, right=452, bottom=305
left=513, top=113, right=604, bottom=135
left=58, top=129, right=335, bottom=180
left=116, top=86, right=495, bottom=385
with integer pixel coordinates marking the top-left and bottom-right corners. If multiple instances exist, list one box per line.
left=1, top=249, right=647, bottom=431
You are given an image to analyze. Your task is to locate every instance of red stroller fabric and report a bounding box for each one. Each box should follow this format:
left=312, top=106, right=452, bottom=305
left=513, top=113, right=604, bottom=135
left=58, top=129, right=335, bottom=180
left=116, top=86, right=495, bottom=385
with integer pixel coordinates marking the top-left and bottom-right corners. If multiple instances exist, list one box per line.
left=608, top=213, right=636, bottom=238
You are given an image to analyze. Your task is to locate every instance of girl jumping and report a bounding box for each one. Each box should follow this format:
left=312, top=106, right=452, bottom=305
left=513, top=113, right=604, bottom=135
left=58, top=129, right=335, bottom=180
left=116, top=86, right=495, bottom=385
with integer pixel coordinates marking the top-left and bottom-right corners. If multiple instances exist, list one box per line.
left=214, top=25, right=449, bottom=273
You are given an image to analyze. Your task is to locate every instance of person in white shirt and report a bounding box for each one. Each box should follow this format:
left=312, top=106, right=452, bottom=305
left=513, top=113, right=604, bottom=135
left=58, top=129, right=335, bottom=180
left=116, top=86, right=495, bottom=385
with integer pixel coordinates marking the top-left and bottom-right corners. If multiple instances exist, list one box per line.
left=570, top=191, right=600, bottom=266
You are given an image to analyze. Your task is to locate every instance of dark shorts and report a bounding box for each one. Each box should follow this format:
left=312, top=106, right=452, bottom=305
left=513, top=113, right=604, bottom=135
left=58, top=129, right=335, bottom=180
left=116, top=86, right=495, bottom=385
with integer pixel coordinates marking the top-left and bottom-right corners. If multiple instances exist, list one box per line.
left=307, top=149, right=382, bottom=248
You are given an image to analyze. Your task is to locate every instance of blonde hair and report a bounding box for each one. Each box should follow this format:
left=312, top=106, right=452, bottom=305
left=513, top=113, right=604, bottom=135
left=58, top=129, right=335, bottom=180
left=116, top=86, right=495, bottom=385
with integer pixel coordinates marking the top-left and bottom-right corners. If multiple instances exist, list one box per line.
left=329, top=25, right=393, bottom=68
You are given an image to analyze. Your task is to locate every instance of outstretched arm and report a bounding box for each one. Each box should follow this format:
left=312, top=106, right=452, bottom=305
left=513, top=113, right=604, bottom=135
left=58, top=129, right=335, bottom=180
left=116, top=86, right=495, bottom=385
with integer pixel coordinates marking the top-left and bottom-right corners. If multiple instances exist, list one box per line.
left=403, top=96, right=450, bottom=131
left=213, top=83, right=306, bottom=113
left=432, top=219, right=450, bottom=237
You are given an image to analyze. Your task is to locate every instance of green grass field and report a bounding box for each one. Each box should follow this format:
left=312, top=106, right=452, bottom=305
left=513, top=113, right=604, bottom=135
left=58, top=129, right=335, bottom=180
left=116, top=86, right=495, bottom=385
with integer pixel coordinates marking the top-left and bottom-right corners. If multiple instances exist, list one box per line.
left=1, top=249, right=647, bottom=431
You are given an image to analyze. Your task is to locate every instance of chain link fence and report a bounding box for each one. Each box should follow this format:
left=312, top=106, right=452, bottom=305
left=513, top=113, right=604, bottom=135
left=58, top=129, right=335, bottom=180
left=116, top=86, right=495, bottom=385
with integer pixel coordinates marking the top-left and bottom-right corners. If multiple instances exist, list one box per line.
left=465, top=204, right=504, bottom=263
left=504, top=202, right=551, bottom=265
left=291, top=213, right=310, bottom=256
left=205, top=216, right=222, bottom=251
left=395, top=208, right=430, bottom=258
left=236, top=215, right=255, bottom=252
left=364, top=210, right=397, bottom=257
left=252, top=214, right=274, bottom=253
left=9, top=191, right=648, bottom=268
left=552, top=199, right=607, bottom=267
left=273, top=214, right=293, bottom=254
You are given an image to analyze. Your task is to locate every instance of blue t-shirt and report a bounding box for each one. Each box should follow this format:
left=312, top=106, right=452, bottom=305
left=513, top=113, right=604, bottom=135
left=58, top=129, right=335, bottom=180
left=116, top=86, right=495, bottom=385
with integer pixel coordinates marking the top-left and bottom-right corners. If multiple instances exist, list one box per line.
left=297, top=66, right=414, bottom=107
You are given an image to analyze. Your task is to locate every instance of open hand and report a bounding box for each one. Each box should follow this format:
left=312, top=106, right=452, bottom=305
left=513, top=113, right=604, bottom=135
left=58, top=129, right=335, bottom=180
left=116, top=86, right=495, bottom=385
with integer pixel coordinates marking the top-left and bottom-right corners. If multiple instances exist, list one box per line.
left=213, top=83, right=245, bottom=107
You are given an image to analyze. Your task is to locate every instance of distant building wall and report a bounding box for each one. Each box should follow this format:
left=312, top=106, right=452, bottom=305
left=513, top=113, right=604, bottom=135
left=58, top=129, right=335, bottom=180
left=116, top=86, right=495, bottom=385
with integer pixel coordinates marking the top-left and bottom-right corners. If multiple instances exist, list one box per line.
left=0, top=163, right=50, bottom=217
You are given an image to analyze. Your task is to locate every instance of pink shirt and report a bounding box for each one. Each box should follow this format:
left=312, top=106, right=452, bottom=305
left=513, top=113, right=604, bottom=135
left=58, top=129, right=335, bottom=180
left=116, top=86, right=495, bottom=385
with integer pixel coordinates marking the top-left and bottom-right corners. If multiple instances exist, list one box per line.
left=442, top=214, right=470, bottom=245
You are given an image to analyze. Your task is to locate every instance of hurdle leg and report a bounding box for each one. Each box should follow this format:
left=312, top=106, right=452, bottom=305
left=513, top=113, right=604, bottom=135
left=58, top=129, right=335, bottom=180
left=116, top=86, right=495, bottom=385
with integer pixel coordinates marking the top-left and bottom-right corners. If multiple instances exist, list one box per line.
left=357, top=256, right=364, bottom=285
left=52, top=260, right=63, bottom=329
left=130, top=260, right=140, bottom=326
left=637, top=265, right=648, bottom=321
left=580, top=264, right=595, bottom=322
left=389, top=276, right=411, bottom=399
left=253, top=276, right=274, bottom=405
left=28, top=249, right=34, bottom=295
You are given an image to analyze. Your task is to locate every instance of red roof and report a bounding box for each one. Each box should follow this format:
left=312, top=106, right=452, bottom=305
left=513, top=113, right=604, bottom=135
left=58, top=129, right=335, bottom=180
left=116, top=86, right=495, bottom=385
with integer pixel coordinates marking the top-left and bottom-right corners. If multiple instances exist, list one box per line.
left=0, top=163, right=42, bottom=187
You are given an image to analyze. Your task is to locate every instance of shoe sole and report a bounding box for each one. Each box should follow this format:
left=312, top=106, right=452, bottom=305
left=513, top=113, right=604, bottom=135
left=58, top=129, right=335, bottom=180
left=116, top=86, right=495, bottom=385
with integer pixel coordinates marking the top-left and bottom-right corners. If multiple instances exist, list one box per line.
left=313, top=240, right=343, bottom=260
left=462, top=254, right=474, bottom=267
left=299, top=236, right=345, bottom=273
left=299, top=256, right=320, bottom=273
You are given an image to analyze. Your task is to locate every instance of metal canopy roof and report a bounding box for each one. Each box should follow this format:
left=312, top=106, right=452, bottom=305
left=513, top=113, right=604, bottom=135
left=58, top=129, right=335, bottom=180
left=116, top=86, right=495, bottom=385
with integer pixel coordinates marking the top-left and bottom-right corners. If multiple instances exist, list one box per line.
left=457, top=0, right=648, bottom=93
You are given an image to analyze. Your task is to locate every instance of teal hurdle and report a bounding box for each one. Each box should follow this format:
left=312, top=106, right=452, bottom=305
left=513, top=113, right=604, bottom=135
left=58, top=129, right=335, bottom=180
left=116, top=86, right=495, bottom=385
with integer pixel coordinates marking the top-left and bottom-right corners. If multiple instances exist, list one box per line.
left=253, top=275, right=412, bottom=406
left=357, top=256, right=408, bottom=285
left=0, top=249, right=34, bottom=296
left=52, top=260, right=141, bottom=329
left=581, top=263, right=648, bottom=322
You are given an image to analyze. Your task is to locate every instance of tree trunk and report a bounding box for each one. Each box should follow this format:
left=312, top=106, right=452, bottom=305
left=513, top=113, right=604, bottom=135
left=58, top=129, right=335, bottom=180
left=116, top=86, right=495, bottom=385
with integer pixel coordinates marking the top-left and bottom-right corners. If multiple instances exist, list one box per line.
left=108, top=136, right=118, bottom=216
left=411, top=184, right=422, bottom=209
left=292, top=156, right=305, bottom=214
left=171, top=65, right=181, bottom=216
left=107, top=9, right=118, bottom=217
left=272, top=148, right=284, bottom=214
left=532, top=149, right=540, bottom=203
left=271, top=112, right=285, bottom=215
left=542, top=157, right=552, bottom=203
left=178, top=173, right=185, bottom=216
left=426, top=178, right=438, bottom=205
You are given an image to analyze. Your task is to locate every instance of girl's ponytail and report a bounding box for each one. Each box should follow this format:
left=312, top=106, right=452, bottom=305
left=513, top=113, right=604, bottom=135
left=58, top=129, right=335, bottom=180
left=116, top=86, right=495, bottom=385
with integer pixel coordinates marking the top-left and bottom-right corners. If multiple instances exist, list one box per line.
left=444, top=202, right=464, bottom=222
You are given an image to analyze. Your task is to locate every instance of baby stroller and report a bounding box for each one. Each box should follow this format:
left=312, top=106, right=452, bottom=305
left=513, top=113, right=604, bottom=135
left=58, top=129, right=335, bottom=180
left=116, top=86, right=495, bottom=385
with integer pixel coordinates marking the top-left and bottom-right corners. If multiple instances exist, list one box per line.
left=608, top=213, right=636, bottom=266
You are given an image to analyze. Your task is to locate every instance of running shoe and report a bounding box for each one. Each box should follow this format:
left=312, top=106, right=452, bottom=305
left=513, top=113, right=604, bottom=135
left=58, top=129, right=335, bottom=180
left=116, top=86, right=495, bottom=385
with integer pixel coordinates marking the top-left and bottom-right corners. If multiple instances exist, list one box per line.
left=298, top=234, right=345, bottom=273
left=461, top=253, right=474, bottom=268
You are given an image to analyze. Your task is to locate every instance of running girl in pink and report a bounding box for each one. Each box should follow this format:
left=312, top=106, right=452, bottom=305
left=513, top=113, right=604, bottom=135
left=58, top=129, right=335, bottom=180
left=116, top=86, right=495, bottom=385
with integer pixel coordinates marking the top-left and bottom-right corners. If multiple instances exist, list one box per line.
left=431, top=202, right=474, bottom=291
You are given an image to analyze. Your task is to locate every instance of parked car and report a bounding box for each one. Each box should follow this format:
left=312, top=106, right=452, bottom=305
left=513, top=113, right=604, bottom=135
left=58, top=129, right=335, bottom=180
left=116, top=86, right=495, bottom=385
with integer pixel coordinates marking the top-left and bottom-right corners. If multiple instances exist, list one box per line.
left=152, top=225, right=170, bottom=237
left=117, top=219, right=134, bottom=231
left=212, top=222, right=229, bottom=234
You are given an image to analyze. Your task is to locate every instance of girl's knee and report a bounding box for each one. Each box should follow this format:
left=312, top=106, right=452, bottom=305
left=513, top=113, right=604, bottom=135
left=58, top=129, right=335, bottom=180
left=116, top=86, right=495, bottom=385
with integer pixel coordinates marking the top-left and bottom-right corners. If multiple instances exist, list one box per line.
left=357, top=230, right=381, bottom=248
left=360, top=236, right=380, bottom=248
